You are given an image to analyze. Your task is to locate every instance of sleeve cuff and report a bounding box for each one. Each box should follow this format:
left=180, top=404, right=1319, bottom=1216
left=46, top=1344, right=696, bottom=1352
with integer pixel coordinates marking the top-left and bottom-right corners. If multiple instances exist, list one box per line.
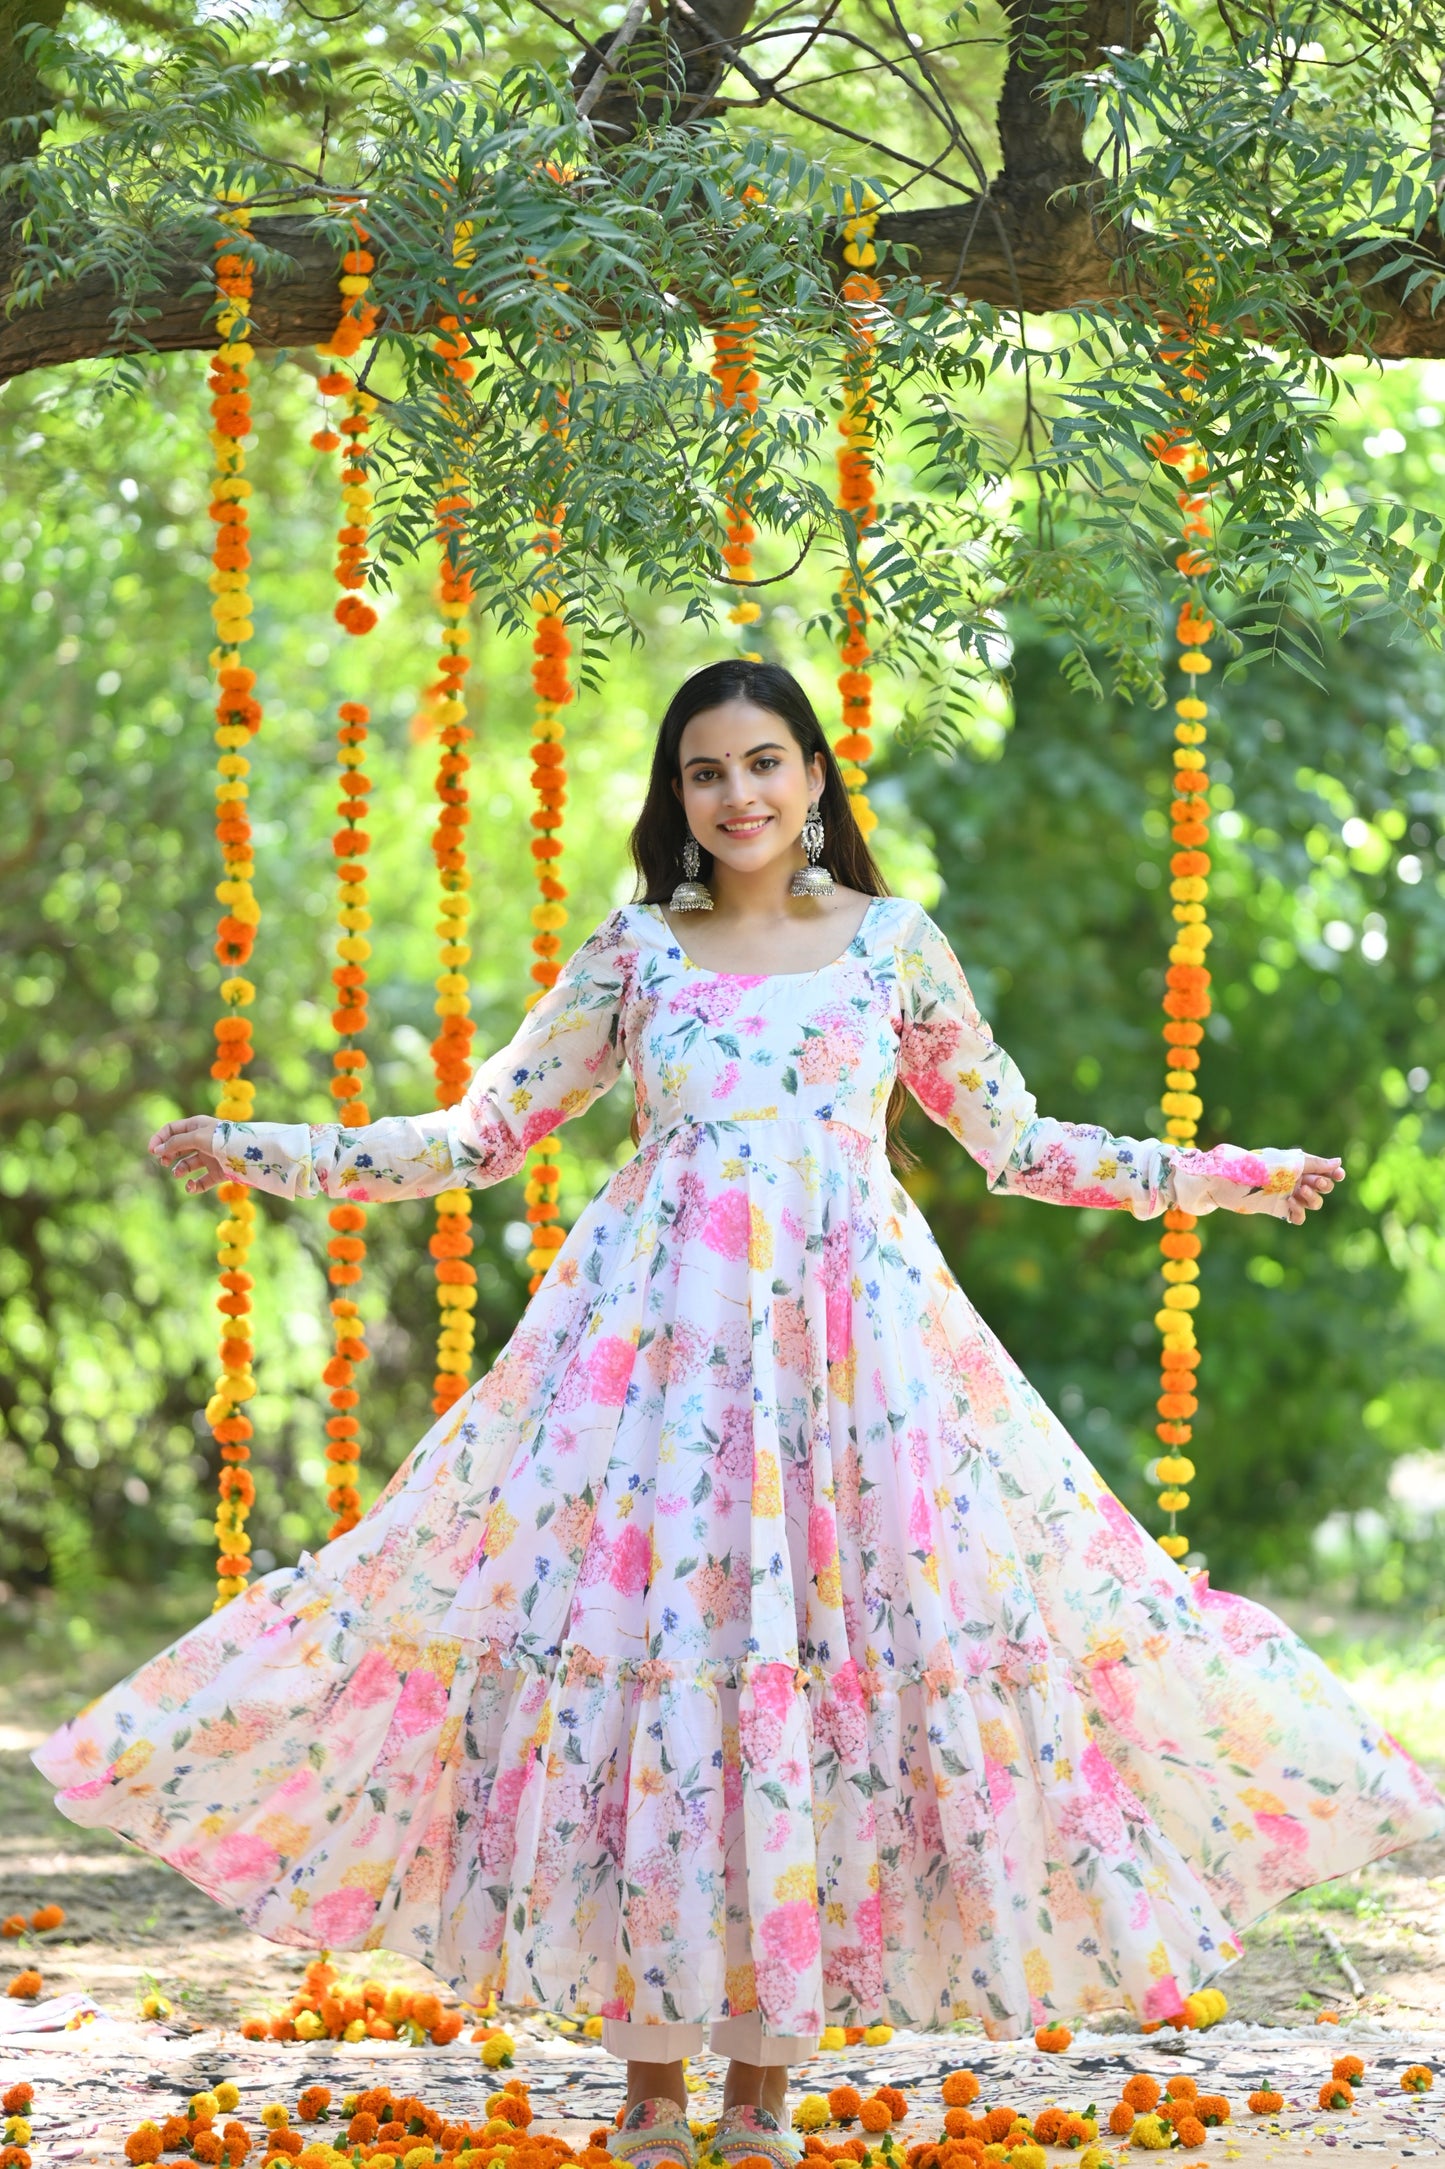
left=1172, top=1144, right=1306, bottom=1219
left=213, top=1121, right=317, bottom=1199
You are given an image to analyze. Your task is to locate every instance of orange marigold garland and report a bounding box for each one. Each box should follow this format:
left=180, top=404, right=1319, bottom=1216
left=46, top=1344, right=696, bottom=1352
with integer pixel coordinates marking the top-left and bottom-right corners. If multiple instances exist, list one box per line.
left=835, top=187, right=881, bottom=843
left=206, top=199, right=265, bottom=1610
left=711, top=276, right=763, bottom=657
left=309, top=236, right=381, bottom=1537
left=320, top=208, right=378, bottom=365
left=1148, top=277, right=1220, bottom=1563
left=425, top=304, right=480, bottom=1416
left=527, top=438, right=571, bottom=1297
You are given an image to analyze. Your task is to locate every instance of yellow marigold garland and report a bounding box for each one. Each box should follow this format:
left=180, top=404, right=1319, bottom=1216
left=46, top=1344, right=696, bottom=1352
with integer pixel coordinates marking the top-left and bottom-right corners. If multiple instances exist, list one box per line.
left=1147, top=278, right=1221, bottom=1562
left=527, top=423, right=571, bottom=1296
left=426, top=307, right=480, bottom=1416
left=308, top=224, right=380, bottom=1538
left=205, top=199, right=264, bottom=1610
left=835, top=187, right=881, bottom=843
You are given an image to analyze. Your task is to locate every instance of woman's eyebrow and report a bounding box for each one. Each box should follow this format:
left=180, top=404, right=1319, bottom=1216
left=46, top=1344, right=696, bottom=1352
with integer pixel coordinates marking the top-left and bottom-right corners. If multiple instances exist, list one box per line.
left=682, top=741, right=788, bottom=767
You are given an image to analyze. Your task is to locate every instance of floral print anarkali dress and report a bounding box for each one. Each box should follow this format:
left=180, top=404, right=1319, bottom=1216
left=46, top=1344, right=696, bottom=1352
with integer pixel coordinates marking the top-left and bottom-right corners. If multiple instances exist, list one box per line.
left=36, top=896, right=1445, bottom=2039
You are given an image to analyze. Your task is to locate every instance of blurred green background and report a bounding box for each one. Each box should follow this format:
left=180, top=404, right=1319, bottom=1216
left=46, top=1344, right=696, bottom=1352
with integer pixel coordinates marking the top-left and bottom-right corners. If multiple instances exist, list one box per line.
left=3, top=346, right=1445, bottom=1715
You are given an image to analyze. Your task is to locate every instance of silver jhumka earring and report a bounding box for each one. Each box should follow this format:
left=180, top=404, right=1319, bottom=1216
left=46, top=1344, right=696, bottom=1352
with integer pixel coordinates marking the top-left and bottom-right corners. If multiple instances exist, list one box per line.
left=789, top=802, right=835, bottom=897
left=669, top=832, right=715, bottom=912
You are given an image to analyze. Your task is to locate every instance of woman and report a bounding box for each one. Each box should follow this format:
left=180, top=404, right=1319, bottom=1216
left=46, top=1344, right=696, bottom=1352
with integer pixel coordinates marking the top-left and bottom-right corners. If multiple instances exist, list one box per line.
left=35, top=660, right=1443, bottom=2169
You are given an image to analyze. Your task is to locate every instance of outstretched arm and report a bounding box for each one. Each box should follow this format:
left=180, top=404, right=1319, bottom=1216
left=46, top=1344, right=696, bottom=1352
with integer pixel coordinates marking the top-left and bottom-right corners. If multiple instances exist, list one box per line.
left=150, top=910, right=633, bottom=1203
left=894, top=904, right=1340, bottom=1223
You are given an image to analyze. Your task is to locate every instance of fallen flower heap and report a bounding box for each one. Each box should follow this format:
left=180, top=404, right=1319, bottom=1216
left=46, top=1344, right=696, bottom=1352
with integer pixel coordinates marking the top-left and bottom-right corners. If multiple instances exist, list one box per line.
left=111, top=2043, right=1438, bottom=2169
left=240, top=1962, right=466, bottom=2046
left=125, top=2080, right=609, bottom=2169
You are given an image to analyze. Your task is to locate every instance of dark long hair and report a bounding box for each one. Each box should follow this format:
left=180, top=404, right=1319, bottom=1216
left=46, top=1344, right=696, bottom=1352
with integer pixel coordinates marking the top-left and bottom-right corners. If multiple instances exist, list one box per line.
left=625, top=659, right=917, bottom=1172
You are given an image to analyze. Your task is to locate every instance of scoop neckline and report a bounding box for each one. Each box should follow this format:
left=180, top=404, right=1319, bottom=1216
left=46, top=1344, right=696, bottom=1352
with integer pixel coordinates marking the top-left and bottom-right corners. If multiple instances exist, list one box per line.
left=638, top=896, right=884, bottom=981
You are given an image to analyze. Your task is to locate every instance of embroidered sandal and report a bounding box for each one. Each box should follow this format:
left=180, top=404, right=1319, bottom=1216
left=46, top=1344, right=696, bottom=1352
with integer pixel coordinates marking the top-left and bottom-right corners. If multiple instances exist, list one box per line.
left=703, top=2104, right=804, bottom=2169
left=606, top=2098, right=697, bottom=2169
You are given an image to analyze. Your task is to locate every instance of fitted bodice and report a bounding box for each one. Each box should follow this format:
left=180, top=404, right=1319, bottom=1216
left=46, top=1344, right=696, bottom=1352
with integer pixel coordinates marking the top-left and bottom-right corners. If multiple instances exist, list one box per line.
left=624, top=897, right=907, bottom=1155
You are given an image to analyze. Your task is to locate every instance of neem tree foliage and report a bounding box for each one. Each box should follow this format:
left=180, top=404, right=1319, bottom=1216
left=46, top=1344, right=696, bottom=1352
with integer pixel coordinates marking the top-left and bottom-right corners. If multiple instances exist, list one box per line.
left=4, top=0, right=1445, bottom=1600
left=0, top=0, right=1443, bottom=709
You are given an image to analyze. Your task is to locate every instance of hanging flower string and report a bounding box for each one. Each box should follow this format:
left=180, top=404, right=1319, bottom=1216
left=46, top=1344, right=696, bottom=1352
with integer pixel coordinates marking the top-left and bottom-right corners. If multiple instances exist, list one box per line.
left=205, top=199, right=265, bottom=1610
left=1147, top=277, right=1221, bottom=1563
left=425, top=302, right=480, bottom=1416
left=835, top=187, right=881, bottom=844
left=308, top=223, right=380, bottom=1536
left=525, top=397, right=572, bottom=1296
left=711, top=264, right=762, bottom=660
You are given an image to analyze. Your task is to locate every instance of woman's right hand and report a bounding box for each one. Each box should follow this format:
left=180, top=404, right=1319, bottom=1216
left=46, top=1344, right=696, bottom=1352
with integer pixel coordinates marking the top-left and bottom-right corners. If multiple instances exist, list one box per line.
left=149, top=1116, right=227, bottom=1195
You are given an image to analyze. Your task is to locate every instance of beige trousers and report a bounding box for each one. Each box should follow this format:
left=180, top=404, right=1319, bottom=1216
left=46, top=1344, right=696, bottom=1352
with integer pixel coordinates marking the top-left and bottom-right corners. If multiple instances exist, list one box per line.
left=601, top=2011, right=815, bottom=2067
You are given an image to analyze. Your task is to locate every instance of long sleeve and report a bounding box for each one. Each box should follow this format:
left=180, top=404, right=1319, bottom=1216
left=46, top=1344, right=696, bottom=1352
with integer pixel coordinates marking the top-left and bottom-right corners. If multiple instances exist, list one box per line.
left=213, top=909, right=632, bottom=1202
left=894, top=903, right=1306, bottom=1221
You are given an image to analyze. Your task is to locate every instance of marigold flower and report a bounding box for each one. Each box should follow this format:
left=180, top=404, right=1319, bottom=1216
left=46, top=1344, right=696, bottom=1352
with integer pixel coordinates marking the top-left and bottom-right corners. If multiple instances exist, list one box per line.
left=1247, top=2089, right=1284, bottom=2114
left=5, top=1971, right=41, bottom=1999
left=940, top=2075, right=980, bottom=2109
left=1318, top=2079, right=1353, bottom=2110
left=1332, top=2056, right=1365, bottom=2084
left=1401, top=2065, right=1434, bottom=2092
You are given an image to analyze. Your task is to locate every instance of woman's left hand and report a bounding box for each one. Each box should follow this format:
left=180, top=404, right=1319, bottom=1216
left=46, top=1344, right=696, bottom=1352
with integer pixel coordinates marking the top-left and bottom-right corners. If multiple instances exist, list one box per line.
left=149, top=1115, right=226, bottom=1194
left=1284, top=1154, right=1344, bottom=1225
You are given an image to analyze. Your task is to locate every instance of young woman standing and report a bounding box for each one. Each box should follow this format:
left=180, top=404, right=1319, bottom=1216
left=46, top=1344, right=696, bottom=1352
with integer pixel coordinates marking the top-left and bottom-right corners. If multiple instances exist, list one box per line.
left=37, top=661, right=1441, bottom=2169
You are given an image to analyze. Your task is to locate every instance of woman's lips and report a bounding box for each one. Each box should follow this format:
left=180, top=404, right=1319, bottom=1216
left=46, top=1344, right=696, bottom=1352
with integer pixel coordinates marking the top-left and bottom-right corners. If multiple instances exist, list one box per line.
left=719, top=816, right=772, bottom=835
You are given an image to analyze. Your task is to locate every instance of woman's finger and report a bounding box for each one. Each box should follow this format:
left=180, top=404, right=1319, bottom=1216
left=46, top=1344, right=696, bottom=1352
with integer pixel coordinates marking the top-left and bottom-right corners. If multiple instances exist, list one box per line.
left=150, top=1116, right=218, bottom=1164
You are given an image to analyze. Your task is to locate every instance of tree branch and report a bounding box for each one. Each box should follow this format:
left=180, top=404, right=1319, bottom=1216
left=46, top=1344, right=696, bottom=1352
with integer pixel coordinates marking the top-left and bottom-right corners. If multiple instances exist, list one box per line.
left=0, top=0, right=1442, bottom=379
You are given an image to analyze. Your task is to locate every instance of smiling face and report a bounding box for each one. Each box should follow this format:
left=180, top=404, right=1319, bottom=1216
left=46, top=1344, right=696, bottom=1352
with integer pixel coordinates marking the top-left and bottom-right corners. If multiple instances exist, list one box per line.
left=672, top=699, right=824, bottom=880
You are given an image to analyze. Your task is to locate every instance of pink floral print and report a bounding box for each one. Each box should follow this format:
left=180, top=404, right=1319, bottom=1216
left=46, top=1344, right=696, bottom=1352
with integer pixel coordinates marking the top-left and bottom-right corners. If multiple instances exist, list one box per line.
left=34, top=895, right=1444, bottom=2046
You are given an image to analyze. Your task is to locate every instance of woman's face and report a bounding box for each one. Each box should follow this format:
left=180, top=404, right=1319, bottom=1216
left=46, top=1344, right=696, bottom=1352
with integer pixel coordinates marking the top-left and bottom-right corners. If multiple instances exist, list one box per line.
left=672, top=699, right=824, bottom=878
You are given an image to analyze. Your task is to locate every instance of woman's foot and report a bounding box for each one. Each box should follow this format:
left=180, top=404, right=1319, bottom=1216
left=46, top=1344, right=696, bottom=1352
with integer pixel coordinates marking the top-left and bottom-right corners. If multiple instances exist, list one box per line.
left=607, top=2098, right=697, bottom=2169
left=708, top=2104, right=803, bottom=2169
